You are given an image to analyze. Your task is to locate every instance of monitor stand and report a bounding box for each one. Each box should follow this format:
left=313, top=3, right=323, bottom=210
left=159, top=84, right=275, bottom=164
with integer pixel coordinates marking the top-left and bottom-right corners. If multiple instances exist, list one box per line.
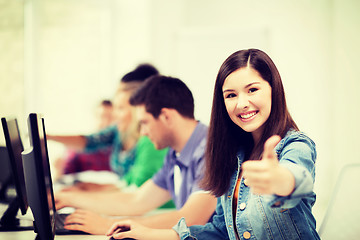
left=0, top=176, right=13, bottom=202
left=0, top=197, right=33, bottom=231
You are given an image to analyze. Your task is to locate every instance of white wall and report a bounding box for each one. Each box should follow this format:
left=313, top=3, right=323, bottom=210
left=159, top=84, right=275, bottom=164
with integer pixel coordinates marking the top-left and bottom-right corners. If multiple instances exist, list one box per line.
left=148, top=0, right=335, bottom=222
left=0, top=0, right=24, bottom=144
left=332, top=0, right=360, bottom=178
left=1, top=0, right=360, bottom=226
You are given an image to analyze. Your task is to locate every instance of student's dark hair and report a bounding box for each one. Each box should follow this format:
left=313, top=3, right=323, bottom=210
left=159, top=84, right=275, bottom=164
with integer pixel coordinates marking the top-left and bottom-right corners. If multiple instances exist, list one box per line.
left=201, top=49, right=298, bottom=197
left=100, top=99, right=112, bottom=106
left=129, top=75, right=195, bottom=119
left=121, top=63, right=159, bottom=83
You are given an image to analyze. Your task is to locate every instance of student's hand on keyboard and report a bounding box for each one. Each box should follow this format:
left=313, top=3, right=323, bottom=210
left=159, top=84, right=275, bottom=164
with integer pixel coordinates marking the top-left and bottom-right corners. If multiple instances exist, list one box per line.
left=55, top=191, right=75, bottom=210
left=106, top=220, right=181, bottom=240
left=106, top=220, right=144, bottom=240
left=63, top=209, right=116, bottom=235
left=106, top=220, right=180, bottom=240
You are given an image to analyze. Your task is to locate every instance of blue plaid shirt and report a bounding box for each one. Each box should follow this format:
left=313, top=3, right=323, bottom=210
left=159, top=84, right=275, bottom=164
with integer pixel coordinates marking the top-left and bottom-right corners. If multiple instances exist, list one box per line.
left=84, top=125, right=134, bottom=177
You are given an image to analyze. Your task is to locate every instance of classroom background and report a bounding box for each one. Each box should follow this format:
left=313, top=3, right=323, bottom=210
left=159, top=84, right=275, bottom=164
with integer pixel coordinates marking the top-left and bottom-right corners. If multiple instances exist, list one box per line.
left=1, top=0, right=359, bottom=228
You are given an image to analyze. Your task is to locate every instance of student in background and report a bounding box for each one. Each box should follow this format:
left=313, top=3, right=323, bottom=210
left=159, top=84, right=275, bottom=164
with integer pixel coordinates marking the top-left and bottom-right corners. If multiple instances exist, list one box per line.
left=54, top=75, right=217, bottom=235
left=54, top=99, right=114, bottom=179
left=95, top=99, right=114, bottom=130
left=48, top=64, right=166, bottom=189
left=106, top=49, right=320, bottom=240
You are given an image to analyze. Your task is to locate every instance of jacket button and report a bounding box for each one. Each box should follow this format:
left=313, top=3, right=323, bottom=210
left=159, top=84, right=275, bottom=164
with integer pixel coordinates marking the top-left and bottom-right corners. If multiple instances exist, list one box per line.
left=243, top=231, right=251, bottom=239
left=239, top=202, right=246, bottom=210
left=243, top=178, right=248, bottom=187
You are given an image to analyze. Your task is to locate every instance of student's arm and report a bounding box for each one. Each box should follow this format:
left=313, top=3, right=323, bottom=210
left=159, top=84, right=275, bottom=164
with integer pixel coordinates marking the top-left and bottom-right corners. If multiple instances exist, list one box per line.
left=58, top=180, right=173, bottom=235
left=55, top=180, right=172, bottom=216
left=107, top=220, right=180, bottom=240
left=46, top=134, right=87, bottom=151
left=132, top=192, right=217, bottom=228
left=107, top=197, right=225, bottom=240
left=242, top=134, right=317, bottom=209
left=48, top=125, right=117, bottom=152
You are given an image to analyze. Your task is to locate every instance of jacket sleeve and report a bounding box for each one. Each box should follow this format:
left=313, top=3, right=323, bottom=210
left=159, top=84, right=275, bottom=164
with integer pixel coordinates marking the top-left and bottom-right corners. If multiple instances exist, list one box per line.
left=173, top=198, right=229, bottom=240
left=265, top=133, right=317, bottom=209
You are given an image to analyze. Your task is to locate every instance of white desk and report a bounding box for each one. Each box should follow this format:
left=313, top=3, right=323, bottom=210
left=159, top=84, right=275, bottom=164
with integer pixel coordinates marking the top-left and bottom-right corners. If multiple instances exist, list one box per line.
left=0, top=231, right=109, bottom=240
left=0, top=192, right=173, bottom=240
left=0, top=204, right=109, bottom=240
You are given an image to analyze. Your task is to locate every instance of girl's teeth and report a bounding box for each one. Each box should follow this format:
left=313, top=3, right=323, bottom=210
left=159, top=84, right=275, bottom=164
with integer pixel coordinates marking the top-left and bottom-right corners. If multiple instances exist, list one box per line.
left=241, top=112, right=256, bottom=119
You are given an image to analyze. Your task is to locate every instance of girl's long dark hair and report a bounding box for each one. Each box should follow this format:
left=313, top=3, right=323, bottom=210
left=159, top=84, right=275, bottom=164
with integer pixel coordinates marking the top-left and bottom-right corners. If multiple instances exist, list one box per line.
left=201, top=49, right=298, bottom=197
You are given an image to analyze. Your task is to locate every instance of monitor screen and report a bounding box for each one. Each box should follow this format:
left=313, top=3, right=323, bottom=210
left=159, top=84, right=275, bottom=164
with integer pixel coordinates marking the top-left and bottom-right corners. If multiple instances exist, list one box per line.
left=22, top=113, right=55, bottom=240
left=0, top=146, right=13, bottom=201
left=40, top=117, right=56, bottom=224
left=1, top=117, right=32, bottom=231
left=1, top=118, right=28, bottom=214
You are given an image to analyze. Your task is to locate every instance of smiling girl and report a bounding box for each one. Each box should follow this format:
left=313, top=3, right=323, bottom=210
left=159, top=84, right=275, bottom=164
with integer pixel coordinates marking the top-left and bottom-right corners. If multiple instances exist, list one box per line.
left=107, top=49, right=320, bottom=240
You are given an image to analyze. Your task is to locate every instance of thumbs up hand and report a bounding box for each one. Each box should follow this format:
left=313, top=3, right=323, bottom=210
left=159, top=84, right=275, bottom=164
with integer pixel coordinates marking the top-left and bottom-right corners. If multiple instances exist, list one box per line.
left=242, top=135, right=295, bottom=196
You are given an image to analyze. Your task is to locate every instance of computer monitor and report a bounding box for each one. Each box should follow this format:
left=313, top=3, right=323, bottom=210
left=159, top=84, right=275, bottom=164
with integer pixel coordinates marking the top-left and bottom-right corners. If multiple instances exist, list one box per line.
left=22, top=113, right=55, bottom=240
left=0, top=117, right=33, bottom=231
left=0, top=146, right=13, bottom=202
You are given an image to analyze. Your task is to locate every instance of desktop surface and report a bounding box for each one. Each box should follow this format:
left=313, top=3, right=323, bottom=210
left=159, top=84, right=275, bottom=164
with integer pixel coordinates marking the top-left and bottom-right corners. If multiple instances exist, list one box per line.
left=0, top=203, right=109, bottom=240
left=0, top=230, right=109, bottom=240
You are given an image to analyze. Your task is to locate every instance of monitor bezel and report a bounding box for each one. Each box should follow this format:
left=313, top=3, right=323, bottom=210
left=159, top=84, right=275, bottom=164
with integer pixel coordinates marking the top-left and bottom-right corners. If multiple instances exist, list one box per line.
left=0, top=117, right=33, bottom=231
left=1, top=117, right=28, bottom=214
left=22, top=113, right=55, bottom=240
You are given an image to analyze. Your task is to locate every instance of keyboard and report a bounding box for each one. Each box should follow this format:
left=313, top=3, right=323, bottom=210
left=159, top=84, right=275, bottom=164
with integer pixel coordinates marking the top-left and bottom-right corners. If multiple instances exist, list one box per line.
left=55, top=213, right=89, bottom=235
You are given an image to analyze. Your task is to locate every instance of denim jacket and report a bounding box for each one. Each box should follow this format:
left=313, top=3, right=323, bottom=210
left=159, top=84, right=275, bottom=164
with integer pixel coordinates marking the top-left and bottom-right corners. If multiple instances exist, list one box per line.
left=173, top=131, right=320, bottom=240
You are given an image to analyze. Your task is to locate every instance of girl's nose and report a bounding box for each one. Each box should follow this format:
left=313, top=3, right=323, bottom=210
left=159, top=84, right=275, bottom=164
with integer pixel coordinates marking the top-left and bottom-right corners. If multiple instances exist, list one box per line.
left=236, top=94, right=249, bottom=110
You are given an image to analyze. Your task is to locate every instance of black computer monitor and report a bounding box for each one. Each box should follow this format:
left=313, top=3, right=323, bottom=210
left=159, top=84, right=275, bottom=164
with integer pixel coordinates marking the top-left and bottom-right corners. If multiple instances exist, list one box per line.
left=22, top=113, right=55, bottom=240
left=0, top=117, right=33, bottom=231
left=0, top=146, right=13, bottom=202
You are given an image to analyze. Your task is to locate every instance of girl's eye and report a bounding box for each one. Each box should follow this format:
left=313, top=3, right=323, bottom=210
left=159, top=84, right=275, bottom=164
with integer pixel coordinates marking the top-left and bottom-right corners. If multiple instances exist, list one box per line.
left=225, top=93, right=237, bottom=99
left=249, top=88, right=258, bottom=93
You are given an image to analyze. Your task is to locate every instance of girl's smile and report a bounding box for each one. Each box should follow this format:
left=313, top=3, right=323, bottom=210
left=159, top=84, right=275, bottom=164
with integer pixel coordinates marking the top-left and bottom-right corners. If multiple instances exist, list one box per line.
left=238, top=110, right=259, bottom=121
